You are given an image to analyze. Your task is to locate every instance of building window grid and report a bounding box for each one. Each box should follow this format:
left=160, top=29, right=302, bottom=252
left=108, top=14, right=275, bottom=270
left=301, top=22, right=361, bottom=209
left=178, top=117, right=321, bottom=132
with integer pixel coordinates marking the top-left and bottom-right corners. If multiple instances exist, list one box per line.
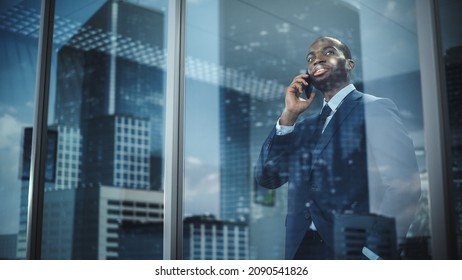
left=56, top=126, right=82, bottom=190
left=114, top=118, right=150, bottom=189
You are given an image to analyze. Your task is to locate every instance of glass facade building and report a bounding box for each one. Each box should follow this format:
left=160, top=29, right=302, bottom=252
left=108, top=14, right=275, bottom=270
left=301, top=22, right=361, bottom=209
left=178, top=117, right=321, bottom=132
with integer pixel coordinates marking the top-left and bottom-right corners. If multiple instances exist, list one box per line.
left=183, top=215, right=248, bottom=260
left=0, top=0, right=461, bottom=260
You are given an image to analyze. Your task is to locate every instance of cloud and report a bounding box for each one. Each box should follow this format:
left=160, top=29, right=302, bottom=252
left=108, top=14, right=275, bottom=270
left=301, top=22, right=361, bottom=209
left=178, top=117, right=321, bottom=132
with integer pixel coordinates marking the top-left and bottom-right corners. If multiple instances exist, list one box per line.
left=0, top=113, right=24, bottom=178
left=0, top=113, right=24, bottom=149
left=185, top=156, right=202, bottom=167
left=0, top=113, right=25, bottom=234
left=183, top=156, right=220, bottom=217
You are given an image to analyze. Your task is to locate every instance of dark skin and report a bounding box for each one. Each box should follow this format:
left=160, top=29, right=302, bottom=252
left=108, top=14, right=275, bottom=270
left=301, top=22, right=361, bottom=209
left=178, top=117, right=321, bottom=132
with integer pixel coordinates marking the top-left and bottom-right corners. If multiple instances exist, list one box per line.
left=279, top=37, right=355, bottom=126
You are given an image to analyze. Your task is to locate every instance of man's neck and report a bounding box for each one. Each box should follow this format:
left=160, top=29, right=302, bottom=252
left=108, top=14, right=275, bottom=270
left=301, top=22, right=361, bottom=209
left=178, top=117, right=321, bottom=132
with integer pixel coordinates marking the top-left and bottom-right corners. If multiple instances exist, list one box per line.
left=322, top=81, right=351, bottom=102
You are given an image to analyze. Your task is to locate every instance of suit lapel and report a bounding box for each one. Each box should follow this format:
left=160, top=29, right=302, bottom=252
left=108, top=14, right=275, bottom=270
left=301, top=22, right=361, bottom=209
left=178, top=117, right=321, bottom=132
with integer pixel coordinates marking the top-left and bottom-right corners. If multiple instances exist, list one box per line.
left=312, top=90, right=363, bottom=157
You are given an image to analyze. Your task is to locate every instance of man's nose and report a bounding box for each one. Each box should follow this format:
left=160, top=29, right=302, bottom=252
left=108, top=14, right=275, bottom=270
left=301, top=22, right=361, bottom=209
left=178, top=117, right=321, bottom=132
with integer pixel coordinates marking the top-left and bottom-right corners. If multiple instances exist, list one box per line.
left=313, top=55, right=325, bottom=66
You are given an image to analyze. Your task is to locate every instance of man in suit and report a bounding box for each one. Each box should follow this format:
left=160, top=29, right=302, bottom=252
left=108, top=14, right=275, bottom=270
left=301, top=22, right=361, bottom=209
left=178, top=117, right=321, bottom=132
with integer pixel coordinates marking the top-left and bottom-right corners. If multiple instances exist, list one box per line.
left=254, top=36, right=421, bottom=259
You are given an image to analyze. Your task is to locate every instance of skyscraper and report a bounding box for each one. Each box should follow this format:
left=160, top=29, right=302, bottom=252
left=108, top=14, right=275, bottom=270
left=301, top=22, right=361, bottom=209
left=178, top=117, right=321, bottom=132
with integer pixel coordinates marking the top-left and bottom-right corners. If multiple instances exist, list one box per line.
left=16, top=0, right=167, bottom=259
left=56, top=0, right=165, bottom=191
left=333, top=214, right=397, bottom=260
left=183, top=214, right=249, bottom=260
left=445, top=45, right=462, bottom=258
left=17, top=128, right=59, bottom=259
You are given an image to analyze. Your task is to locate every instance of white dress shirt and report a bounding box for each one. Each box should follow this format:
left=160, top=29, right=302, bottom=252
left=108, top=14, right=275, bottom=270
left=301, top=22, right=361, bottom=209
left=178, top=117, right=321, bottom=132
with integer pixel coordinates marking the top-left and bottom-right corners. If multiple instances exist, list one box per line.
left=276, top=84, right=356, bottom=135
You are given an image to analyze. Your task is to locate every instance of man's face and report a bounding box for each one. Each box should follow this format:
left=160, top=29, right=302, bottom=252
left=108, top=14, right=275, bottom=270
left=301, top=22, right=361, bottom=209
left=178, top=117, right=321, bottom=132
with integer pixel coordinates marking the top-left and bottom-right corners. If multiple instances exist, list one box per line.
left=306, top=38, right=351, bottom=89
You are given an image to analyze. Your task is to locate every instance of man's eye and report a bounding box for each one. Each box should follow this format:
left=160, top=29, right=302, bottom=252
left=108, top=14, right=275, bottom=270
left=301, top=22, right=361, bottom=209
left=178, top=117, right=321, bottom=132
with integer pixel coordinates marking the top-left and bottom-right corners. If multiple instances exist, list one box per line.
left=307, top=57, right=313, bottom=63
left=325, top=51, right=334, bottom=56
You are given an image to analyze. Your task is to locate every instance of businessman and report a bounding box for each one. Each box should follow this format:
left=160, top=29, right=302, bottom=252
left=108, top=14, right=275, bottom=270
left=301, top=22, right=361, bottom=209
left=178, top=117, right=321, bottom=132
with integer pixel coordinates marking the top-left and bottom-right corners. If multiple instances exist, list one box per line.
left=254, top=36, right=421, bottom=259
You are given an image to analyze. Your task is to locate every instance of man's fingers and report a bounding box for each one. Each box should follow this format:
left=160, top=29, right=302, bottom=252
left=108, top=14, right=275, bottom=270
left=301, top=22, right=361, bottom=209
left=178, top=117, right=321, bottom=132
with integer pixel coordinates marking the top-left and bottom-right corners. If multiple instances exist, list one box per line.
left=288, top=82, right=302, bottom=95
left=307, top=91, right=316, bottom=102
left=290, top=81, right=307, bottom=94
left=292, top=76, right=308, bottom=86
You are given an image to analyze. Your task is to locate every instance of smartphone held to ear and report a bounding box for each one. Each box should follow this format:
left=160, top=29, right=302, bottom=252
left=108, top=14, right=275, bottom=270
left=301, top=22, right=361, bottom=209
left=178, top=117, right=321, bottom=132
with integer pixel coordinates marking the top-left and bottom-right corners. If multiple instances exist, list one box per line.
left=303, top=71, right=314, bottom=99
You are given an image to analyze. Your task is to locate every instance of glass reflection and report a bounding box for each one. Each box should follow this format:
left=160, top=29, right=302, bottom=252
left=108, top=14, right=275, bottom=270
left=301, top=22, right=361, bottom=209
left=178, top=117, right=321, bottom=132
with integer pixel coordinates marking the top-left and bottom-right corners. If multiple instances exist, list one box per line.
left=2, top=0, right=168, bottom=259
left=47, top=0, right=167, bottom=260
left=184, top=0, right=429, bottom=260
left=0, top=0, right=41, bottom=259
left=437, top=0, right=462, bottom=259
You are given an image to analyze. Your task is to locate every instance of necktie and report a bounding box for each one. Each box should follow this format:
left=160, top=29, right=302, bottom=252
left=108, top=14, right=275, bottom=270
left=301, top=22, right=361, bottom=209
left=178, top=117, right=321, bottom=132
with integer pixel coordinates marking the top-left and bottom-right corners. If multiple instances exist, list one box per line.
left=311, top=105, right=332, bottom=145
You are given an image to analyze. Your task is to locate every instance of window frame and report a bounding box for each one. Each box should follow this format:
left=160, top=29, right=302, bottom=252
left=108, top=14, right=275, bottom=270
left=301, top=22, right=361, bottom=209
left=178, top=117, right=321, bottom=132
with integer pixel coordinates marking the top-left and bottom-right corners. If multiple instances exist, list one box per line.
left=416, top=0, right=457, bottom=259
left=26, top=0, right=455, bottom=260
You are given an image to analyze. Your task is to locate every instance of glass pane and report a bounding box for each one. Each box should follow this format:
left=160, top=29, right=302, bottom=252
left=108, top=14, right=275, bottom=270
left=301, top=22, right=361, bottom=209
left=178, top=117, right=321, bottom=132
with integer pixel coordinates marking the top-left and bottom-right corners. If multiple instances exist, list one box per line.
left=28, top=0, right=168, bottom=259
left=437, top=0, right=462, bottom=259
left=0, top=0, right=41, bottom=259
left=183, top=0, right=429, bottom=260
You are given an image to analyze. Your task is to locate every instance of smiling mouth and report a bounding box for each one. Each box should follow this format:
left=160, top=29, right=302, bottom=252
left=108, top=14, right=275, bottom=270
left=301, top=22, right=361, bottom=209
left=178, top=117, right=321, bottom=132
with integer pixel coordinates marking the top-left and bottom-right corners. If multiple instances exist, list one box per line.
left=313, top=68, right=327, bottom=77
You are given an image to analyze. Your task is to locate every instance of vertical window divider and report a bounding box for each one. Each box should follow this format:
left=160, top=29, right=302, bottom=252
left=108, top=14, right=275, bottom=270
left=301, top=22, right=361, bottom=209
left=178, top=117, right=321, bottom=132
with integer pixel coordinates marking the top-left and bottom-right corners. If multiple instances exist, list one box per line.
left=26, top=0, right=55, bottom=260
left=416, top=0, right=456, bottom=259
left=163, top=0, right=186, bottom=260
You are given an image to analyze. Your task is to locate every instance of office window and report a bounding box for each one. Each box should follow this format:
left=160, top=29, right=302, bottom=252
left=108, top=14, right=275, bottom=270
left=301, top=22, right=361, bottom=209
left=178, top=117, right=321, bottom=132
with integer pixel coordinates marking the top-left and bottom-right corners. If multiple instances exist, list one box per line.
left=2, top=0, right=459, bottom=260
left=183, top=0, right=431, bottom=259
left=437, top=0, right=462, bottom=258
left=9, top=0, right=169, bottom=260
left=0, top=0, right=41, bottom=260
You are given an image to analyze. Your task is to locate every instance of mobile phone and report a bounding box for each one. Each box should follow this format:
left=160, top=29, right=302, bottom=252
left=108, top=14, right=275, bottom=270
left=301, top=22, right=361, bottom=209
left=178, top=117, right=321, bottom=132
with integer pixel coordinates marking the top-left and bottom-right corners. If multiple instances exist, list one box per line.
left=303, top=71, right=314, bottom=99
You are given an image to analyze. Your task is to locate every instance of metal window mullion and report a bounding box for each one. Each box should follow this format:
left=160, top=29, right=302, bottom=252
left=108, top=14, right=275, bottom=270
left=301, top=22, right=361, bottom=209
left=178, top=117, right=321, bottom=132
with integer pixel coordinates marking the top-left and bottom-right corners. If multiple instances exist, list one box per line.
left=416, top=0, right=456, bottom=259
left=26, top=0, right=55, bottom=260
left=163, top=0, right=186, bottom=260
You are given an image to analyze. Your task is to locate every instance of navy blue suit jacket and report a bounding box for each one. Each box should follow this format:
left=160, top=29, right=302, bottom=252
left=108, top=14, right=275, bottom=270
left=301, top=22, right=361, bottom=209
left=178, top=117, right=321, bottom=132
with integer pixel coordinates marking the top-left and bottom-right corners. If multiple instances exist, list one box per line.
left=254, top=90, right=421, bottom=259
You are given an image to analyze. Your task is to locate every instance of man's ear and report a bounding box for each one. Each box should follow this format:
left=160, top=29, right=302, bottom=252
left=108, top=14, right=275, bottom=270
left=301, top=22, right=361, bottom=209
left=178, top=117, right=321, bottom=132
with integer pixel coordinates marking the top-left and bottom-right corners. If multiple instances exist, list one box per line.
left=347, top=59, right=355, bottom=71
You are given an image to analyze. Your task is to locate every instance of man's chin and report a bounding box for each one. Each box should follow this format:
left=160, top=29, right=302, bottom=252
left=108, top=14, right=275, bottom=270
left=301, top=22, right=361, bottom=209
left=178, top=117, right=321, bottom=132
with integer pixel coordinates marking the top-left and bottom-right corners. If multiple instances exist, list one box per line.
left=313, top=80, right=342, bottom=92
left=312, top=76, right=328, bottom=88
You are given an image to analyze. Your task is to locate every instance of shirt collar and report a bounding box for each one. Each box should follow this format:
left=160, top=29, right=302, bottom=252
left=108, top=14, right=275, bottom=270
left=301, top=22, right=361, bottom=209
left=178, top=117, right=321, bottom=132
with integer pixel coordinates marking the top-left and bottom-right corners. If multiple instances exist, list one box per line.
left=322, top=84, right=356, bottom=112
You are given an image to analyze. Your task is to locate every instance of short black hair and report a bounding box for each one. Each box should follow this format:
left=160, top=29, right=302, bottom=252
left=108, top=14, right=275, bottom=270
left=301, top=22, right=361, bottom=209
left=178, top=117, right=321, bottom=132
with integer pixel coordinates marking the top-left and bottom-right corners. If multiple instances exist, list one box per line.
left=312, top=36, right=352, bottom=60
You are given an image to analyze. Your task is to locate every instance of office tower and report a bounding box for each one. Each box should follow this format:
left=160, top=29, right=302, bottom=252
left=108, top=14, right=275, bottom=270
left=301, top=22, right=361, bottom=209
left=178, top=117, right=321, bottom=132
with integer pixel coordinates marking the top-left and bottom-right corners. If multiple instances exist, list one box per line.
left=399, top=236, right=431, bottom=259
left=183, top=215, right=249, bottom=260
left=0, top=234, right=17, bottom=260
left=445, top=45, right=462, bottom=257
left=72, top=186, right=163, bottom=260
left=57, top=0, right=164, bottom=259
left=219, top=89, right=251, bottom=221
left=15, top=0, right=167, bottom=259
left=54, top=126, right=82, bottom=190
left=218, top=0, right=362, bottom=259
left=55, top=0, right=165, bottom=191
left=82, top=115, right=151, bottom=189
left=17, top=128, right=58, bottom=259
left=118, top=220, right=163, bottom=260
left=333, top=214, right=397, bottom=260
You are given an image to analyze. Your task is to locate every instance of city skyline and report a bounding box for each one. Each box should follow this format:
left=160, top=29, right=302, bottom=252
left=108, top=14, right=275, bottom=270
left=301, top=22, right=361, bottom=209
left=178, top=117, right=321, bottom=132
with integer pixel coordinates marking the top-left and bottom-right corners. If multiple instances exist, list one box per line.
left=2, top=1, right=428, bottom=232
left=0, top=0, right=455, bottom=260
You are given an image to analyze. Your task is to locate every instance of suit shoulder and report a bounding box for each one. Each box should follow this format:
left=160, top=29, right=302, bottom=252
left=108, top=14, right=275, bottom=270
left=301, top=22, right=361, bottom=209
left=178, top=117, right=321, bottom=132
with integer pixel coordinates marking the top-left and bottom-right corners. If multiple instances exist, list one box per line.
left=360, top=92, right=382, bottom=103
left=360, top=92, right=395, bottom=105
left=358, top=92, right=398, bottom=112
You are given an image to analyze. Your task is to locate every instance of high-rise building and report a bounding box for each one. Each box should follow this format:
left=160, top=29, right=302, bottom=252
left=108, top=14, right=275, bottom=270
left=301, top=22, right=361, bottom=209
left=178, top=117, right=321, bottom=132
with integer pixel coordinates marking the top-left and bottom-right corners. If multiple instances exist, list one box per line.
left=55, top=126, right=82, bottom=190
left=0, top=234, right=17, bottom=260
left=118, top=220, right=163, bottom=260
left=55, top=0, right=165, bottom=191
left=71, top=186, right=163, bottom=260
left=183, top=214, right=249, bottom=260
left=81, top=115, right=151, bottom=189
left=333, top=214, right=397, bottom=260
left=16, top=0, right=166, bottom=259
left=445, top=45, right=462, bottom=258
left=17, top=127, right=58, bottom=259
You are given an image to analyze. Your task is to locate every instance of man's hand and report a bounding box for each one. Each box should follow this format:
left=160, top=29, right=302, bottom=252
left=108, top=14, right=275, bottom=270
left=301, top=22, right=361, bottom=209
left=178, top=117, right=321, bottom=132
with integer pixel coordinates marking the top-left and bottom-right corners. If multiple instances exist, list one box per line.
left=279, top=73, right=316, bottom=126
